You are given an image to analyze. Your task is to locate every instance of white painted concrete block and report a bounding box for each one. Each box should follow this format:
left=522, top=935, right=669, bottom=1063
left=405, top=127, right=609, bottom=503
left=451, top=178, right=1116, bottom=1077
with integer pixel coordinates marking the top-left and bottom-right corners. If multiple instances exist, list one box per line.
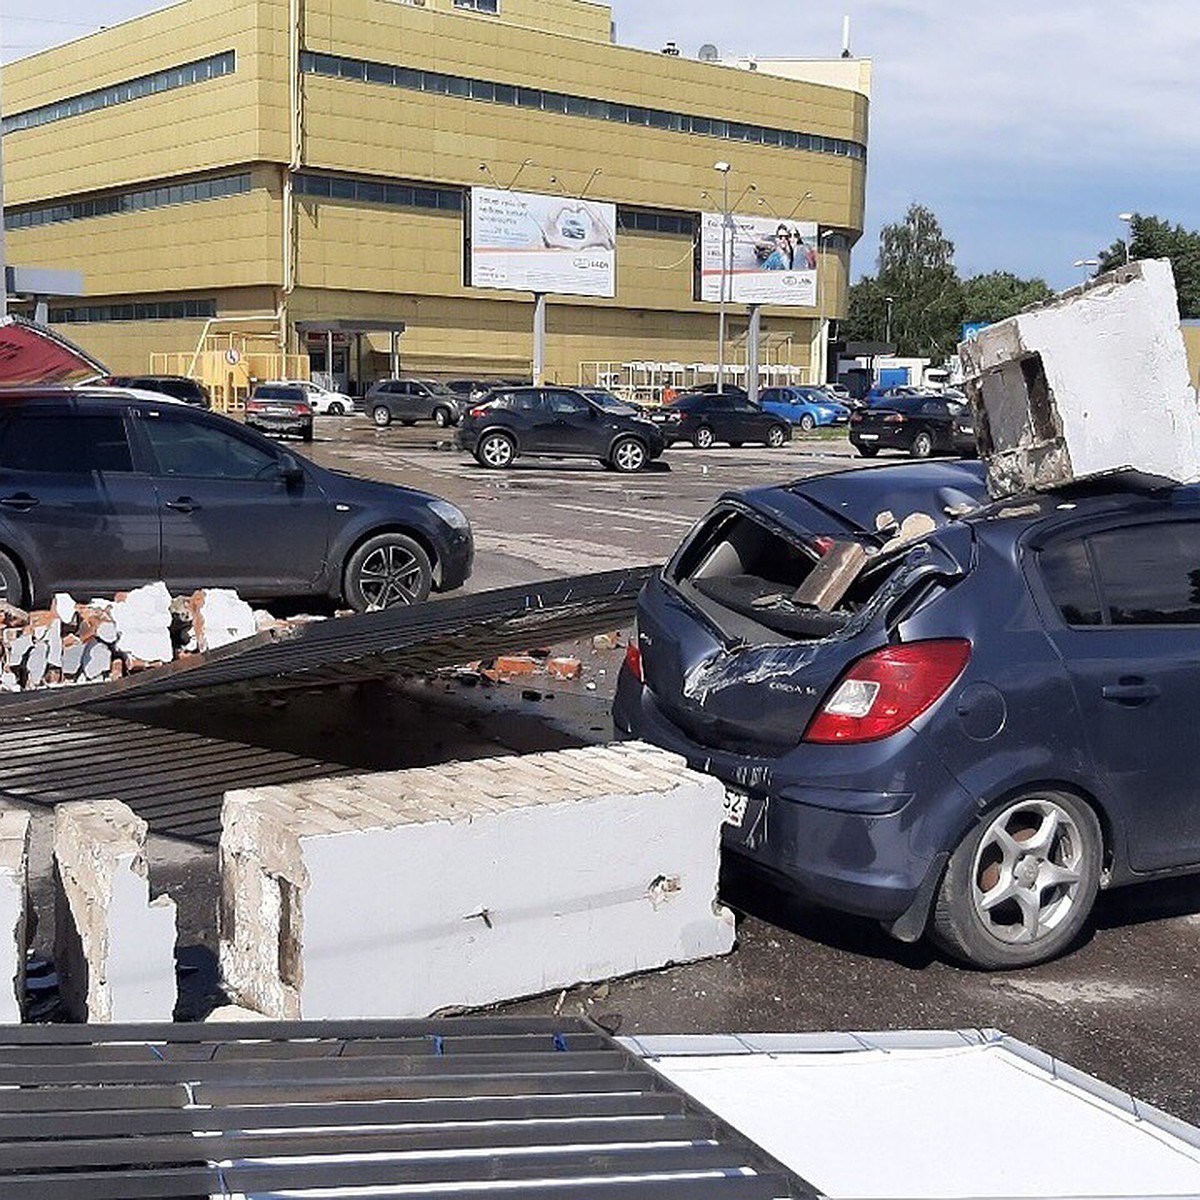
left=111, top=581, right=173, bottom=664
left=959, top=258, right=1200, bottom=496
left=54, top=800, right=177, bottom=1022
left=220, top=743, right=735, bottom=1019
left=0, top=812, right=30, bottom=1023
left=191, top=588, right=257, bottom=652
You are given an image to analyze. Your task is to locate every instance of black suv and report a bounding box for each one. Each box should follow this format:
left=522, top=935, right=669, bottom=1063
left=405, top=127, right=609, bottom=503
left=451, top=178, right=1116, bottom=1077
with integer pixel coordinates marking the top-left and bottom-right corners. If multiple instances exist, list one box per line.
left=0, top=390, right=473, bottom=610
left=367, top=379, right=462, bottom=428
left=850, top=394, right=976, bottom=459
left=650, top=392, right=791, bottom=449
left=105, top=375, right=210, bottom=408
left=456, top=386, right=665, bottom=472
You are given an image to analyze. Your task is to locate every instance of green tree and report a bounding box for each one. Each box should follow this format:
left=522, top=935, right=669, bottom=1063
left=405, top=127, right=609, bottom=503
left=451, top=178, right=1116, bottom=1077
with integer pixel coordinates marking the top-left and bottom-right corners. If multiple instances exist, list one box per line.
left=961, top=272, right=1054, bottom=325
left=1097, top=215, right=1200, bottom=318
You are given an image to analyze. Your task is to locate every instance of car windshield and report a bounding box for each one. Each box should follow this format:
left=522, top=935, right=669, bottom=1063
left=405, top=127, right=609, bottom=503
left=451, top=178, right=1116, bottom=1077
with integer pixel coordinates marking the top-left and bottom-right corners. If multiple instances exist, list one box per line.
left=583, top=390, right=631, bottom=410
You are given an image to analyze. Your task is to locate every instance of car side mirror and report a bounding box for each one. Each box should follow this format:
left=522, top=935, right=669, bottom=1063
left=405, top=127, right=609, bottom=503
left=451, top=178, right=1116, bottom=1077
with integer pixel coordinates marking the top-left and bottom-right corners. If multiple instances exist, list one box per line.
left=278, top=453, right=304, bottom=484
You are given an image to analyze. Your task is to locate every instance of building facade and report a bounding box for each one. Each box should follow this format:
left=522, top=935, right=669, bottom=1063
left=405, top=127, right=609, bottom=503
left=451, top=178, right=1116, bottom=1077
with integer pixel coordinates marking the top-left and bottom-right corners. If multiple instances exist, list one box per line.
left=3, top=0, right=870, bottom=399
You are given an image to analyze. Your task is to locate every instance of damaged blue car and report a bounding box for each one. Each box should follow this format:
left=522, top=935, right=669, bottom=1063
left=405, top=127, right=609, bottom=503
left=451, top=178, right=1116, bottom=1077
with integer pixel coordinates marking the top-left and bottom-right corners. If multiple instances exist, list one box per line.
left=615, top=460, right=1200, bottom=968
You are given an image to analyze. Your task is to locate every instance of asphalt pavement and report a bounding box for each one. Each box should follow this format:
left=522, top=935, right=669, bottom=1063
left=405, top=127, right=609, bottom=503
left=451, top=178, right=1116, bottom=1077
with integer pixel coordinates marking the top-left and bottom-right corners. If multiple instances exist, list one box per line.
left=244, top=417, right=1200, bottom=1123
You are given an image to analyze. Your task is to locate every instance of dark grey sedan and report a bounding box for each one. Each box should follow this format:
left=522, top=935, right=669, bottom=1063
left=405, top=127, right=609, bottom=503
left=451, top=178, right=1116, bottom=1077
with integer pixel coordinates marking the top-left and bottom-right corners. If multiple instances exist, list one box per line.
left=0, top=390, right=473, bottom=610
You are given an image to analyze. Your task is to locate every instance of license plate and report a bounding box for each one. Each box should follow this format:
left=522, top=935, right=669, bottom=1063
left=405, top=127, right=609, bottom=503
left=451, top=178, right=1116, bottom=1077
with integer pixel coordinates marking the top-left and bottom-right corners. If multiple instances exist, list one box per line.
left=267, top=406, right=294, bottom=416
left=859, top=432, right=880, bottom=440
left=723, top=788, right=750, bottom=827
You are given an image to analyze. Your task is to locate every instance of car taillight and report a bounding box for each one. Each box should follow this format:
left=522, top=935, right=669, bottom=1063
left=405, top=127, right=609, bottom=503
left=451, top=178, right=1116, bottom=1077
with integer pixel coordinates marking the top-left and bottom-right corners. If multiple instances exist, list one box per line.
left=883, top=413, right=906, bottom=423
left=246, top=400, right=264, bottom=412
left=623, top=642, right=643, bottom=682
left=469, top=405, right=490, bottom=418
left=812, top=536, right=837, bottom=555
left=803, top=639, right=971, bottom=744
left=296, top=403, right=313, bottom=416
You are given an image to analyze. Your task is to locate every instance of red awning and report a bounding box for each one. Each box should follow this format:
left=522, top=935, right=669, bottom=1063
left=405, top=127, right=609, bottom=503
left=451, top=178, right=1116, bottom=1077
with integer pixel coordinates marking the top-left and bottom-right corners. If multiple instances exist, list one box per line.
left=0, top=316, right=107, bottom=387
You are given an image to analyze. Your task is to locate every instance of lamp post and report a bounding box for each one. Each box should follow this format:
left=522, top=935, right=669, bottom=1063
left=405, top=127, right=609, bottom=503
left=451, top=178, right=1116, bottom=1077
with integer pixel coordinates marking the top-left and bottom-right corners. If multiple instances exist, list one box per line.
left=1117, top=212, right=1135, bottom=264
left=814, top=229, right=835, bottom=385
left=713, top=161, right=731, bottom=390
left=884, top=295, right=895, bottom=346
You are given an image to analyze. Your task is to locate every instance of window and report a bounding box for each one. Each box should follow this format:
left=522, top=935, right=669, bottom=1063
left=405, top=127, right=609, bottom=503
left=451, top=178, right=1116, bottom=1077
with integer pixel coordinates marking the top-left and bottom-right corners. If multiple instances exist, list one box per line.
left=1089, top=524, right=1200, bottom=626
left=294, top=172, right=462, bottom=214
left=454, top=0, right=499, bottom=10
left=2, top=52, right=235, bottom=134
left=49, top=299, right=217, bottom=324
left=0, top=414, right=133, bottom=474
left=1038, top=539, right=1103, bottom=626
left=141, top=416, right=278, bottom=480
left=298, top=53, right=867, bottom=163
left=547, top=391, right=588, bottom=416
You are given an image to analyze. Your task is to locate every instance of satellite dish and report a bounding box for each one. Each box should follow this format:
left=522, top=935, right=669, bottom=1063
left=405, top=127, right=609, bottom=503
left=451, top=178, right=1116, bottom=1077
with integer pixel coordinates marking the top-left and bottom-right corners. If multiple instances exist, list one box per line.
left=698, top=43, right=720, bottom=62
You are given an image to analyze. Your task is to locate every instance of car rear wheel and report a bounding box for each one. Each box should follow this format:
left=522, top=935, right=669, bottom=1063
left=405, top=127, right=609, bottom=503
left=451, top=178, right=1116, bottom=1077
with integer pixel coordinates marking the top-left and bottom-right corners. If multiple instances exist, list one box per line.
left=372, top=406, right=392, bottom=428
left=301, top=423, right=314, bottom=443
left=433, top=406, right=453, bottom=428
left=910, top=430, right=934, bottom=458
left=610, top=436, right=647, bottom=473
left=344, top=533, right=433, bottom=611
left=856, top=445, right=879, bottom=457
left=693, top=426, right=715, bottom=449
left=799, top=413, right=816, bottom=432
left=931, top=790, right=1102, bottom=970
left=0, top=550, right=25, bottom=608
left=476, top=431, right=516, bottom=469
left=328, top=401, right=345, bottom=416
left=766, top=424, right=787, bottom=448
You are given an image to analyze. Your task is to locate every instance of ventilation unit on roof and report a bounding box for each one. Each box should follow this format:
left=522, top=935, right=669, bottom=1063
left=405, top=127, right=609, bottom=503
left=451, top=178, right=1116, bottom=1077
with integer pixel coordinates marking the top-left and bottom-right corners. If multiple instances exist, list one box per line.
left=698, top=44, right=720, bottom=63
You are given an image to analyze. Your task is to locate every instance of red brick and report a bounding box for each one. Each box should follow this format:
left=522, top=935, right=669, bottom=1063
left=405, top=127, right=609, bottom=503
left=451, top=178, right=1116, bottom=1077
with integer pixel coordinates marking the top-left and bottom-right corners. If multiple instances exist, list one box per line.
left=547, top=657, right=583, bottom=680
left=494, top=655, right=539, bottom=677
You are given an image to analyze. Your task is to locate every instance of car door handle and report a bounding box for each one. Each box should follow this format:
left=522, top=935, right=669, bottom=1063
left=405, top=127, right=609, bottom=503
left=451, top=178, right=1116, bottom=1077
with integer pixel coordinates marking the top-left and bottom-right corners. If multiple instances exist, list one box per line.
left=165, top=497, right=199, bottom=514
left=1101, top=680, right=1161, bottom=704
left=0, top=494, right=39, bottom=512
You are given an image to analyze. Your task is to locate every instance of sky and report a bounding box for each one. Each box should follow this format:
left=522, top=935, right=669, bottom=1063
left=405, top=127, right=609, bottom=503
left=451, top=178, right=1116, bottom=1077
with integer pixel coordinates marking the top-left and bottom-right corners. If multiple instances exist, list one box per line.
left=4, top=1, right=1198, bottom=288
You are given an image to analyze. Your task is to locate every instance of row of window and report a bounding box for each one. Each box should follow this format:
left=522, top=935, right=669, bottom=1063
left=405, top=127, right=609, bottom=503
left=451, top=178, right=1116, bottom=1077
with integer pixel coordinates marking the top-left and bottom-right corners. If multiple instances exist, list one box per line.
left=293, top=172, right=463, bottom=211
left=3, top=52, right=236, bottom=135
left=6, top=173, right=252, bottom=232
left=453, top=0, right=499, bottom=10
left=49, top=299, right=217, bottom=325
left=618, top=209, right=695, bottom=236
left=300, top=51, right=867, bottom=161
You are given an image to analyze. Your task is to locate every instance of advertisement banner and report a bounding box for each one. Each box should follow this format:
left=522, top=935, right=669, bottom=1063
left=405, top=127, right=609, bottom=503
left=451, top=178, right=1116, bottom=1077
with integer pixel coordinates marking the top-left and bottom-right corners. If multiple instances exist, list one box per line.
left=699, top=213, right=819, bottom=307
left=469, top=188, right=617, bottom=298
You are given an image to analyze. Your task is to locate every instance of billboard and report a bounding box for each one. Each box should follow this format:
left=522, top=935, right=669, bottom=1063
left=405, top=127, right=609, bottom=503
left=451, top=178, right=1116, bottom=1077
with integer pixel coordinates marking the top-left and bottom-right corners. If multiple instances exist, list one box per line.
left=469, top=188, right=617, bottom=298
left=700, top=213, right=819, bottom=307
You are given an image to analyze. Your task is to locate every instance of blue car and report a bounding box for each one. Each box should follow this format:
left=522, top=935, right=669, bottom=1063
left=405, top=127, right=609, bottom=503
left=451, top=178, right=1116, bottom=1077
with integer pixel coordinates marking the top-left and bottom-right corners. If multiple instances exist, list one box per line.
left=615, top=460, right=1200, bottom=968
left=759, top=385, right=850, bottom=431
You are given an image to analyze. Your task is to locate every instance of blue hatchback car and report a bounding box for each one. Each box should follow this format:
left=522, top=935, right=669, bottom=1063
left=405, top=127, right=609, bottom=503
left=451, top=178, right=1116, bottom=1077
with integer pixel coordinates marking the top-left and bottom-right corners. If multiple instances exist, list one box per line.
left=614, top=460, right=1200, bottom=968
left=759, top=385, right=850, bottom=432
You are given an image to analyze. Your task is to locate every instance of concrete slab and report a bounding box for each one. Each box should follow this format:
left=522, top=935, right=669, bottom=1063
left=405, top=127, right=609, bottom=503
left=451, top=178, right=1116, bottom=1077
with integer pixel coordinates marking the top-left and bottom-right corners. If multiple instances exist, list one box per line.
left=0, top=812, right=30, bottom=1023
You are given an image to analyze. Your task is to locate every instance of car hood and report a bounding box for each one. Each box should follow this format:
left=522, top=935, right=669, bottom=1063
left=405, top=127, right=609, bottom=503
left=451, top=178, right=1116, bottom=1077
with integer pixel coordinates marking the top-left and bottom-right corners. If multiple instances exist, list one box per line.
left=320, top=466, right=454, bottom=512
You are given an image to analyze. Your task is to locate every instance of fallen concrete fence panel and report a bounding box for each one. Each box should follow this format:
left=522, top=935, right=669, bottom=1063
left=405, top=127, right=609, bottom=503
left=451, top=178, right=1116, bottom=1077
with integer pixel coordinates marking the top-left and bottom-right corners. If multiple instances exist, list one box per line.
left=0, top=812, right=29, bottom=1022
left=220, top=742, right=735, bottom=1019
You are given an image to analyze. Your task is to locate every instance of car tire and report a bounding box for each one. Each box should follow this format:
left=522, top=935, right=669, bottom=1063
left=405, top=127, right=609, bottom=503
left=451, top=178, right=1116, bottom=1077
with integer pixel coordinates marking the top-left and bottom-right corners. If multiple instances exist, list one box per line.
left=799, top=414, right=816, bottom=432
left=433, top=406, right=453, bottom=428
left=729, top=441, right=744, bottom=449
left=910, top=430, right=934, bottom=458
left=856, top=445, right=879, bottom=457
left=328, top=401, right=345, bottom=416
left=693, top=426, right=715, bottom=449
left=930, top=790, right=1102, bottom=970
left=610, top=436, right=648, bottom=473
left=400, top=419, right=417, bottom=427
left=475, top=431, right=516, bottom=469
left=0, top=549, right=25, bottom=609
left=372, top=406, right=392, bottom=428
left=301, top=424, right=314, bottom=443
left=343, top=532, right=433, bottom=611
left=766, top=424, right=787, bottom=449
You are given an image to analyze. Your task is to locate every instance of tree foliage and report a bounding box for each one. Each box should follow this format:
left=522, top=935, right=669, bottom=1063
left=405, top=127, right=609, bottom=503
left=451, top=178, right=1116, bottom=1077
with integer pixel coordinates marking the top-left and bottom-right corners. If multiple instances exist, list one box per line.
left=1097, top=215, right=1200, bottom=319
left=844, top=205, right=1054, bottom=360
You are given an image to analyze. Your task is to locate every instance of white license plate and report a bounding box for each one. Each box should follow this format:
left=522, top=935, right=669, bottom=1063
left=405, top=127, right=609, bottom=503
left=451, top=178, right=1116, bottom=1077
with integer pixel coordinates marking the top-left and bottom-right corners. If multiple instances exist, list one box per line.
left=859, top=432, right=880, bottom=440
left=723, top=789, right=749, bottom=827
left=267, top=406, right=295, bottom=416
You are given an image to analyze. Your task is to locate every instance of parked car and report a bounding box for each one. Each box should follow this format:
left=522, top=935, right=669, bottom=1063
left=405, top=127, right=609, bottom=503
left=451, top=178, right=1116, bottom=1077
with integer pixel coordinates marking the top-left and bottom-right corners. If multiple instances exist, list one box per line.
left=850, top=394, right=976, bottom=458
left=689, top=382, right=749, bottom=399
left=445, top=379, right=501, bottom=405
left=578, top=387, right=643, bottom=416
left=759, top=386, right=850, bottom=432
left=615, top=460, right=1200, bottom=968
left=104, top=375, right=210, bottom=408
left=245, top=383, right=314, bottom=442
left=650, top=392, right=791, bottom=449
left=366, top=379, right=464, bottom=428
left=267, top=379, right=355, bottom=416
left=0, top=389, right=472, bottom=610
left=455, top=386, right=665, bottom=472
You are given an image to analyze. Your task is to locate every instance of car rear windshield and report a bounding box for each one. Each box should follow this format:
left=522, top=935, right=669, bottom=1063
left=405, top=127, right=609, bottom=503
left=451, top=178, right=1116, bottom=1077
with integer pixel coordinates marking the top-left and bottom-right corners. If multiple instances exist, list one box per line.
left=254, top=386, right=304, bottom=400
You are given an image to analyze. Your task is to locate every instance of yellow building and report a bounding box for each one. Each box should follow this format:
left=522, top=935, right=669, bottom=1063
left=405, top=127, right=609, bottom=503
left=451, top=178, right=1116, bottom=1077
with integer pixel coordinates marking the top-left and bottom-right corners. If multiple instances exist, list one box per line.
left=3, top=0, right=869, bottom=401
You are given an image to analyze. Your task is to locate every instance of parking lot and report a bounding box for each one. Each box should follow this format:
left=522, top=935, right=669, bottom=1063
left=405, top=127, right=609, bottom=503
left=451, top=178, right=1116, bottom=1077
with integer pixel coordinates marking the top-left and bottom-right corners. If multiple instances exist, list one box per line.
left=299, top=413, right=1200, bottom=1124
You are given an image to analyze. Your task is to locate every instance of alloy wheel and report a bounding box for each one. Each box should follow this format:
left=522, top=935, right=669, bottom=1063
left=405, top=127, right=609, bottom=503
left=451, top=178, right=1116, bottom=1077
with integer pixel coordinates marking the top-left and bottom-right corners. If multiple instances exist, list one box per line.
left=373, top=407, right=391, bottom=428
left=767, top=425, right=786, bottom=448
left=970, top=799, right=1085, bottom=946
left=695, top=427, right=714, bottom=449
left=356, top=543, right=425, bottom=608
left=612, top=439, right=646, bottom=472
left=480, top=434, right=514, bottom=468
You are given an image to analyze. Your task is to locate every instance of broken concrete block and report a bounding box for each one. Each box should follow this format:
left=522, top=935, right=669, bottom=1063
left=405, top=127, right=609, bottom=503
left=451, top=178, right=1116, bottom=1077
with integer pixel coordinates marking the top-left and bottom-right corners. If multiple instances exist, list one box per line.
left=23, top=640, right=49, bottom=688
left=220, top=743, right=734, bottom=1020
left=792, top=542, right=869, bottom=611
left=60, top=634, right=84, bottom=678
left=547, top=656, right=583, bottom=680
left=190, top=588, right=256, bottom=652
left=959, top=259, right=1200, bottom=497
left=53, top=799, right=177, bottom=1022
left=80, top=640, right=112, bottom=681
left=0, top=812, right=30, bottom=1023
left=52, top=593, right=77, bottom=625
left=111, top=582, right=172, bottom=664
left=592, top=631, right=623, bottom=651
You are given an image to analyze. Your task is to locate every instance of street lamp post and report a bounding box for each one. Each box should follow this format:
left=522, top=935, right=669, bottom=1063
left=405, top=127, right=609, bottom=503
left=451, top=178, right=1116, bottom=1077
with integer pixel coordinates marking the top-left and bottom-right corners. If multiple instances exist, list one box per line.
left=815, top=229, right=835, bottom=385
left=884, top=296, right=895, bottom=346
left=1117, top=212, right=1135, bottom=265
left=713, top=161, right=731, bottom=391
